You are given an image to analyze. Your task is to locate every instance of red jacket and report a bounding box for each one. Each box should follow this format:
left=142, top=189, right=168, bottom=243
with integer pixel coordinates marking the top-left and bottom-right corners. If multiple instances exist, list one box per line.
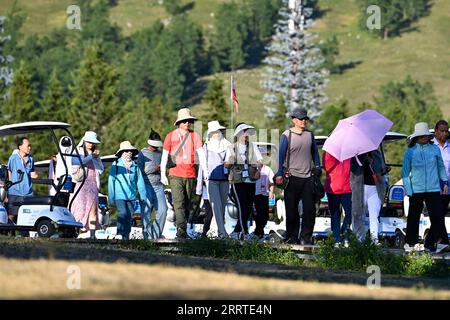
left=323, top=151, right=351, bottom=194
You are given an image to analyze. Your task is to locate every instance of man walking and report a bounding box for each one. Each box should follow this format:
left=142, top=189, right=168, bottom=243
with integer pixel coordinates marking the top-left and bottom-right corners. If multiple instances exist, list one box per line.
left=160, top=108, right=208, bottom=239
left=275, top=108, right=321, bottom=244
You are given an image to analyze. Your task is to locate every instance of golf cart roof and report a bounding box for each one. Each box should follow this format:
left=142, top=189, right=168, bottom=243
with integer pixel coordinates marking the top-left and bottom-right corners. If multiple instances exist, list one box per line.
left=0, top=121, right=70, bottom=136
left=315, top=132, right=407, bottom=149
left=383, top=131, right=408, bottom=143
left=34, top=154, right=137, bottom=173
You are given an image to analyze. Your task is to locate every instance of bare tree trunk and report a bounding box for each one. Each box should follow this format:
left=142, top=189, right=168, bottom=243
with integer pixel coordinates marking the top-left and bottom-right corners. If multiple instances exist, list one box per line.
left=384, top=28, right=389, bottom=40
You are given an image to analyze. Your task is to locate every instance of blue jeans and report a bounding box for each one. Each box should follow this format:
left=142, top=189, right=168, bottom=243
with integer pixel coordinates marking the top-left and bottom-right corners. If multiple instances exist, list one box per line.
left=140, top=183, right=168, bottom=240
left=115, top=200, right=135, bottom=240
left=327, top=193, right=352, bottom=242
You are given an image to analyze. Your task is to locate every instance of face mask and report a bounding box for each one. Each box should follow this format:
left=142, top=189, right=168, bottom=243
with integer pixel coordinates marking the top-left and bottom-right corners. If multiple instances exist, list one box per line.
left=122, top=152, right=132, bottom=163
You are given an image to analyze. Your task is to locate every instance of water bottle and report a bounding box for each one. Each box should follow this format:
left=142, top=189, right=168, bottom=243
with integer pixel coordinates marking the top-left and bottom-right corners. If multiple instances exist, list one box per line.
left=0, top=204, right=7, bottom=224
left=268, top=197, right=276, bottom=207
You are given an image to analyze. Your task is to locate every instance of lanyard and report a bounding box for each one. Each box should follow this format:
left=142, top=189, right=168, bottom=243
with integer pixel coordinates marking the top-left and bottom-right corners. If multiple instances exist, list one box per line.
left=177, top=129, right=188, bottom=159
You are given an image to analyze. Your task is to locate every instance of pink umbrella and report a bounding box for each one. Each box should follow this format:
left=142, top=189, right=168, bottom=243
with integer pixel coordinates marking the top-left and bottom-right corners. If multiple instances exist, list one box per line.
left=322, top=109, right=393, bottom=162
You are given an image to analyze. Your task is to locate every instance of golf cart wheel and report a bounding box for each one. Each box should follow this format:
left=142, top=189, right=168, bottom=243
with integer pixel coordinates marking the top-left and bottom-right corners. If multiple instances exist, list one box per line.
left=394, top=230, right=405, bottom=249
left=269, top=232, right=282, bottom=245
left=36, top=220, right=56, bottom=238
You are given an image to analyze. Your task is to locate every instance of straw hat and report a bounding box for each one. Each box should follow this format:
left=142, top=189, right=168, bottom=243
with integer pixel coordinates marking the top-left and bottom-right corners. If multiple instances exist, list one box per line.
left=115, top=141, right=138, bottom=158
left=174, top=108, right=197, bottom=126
left=409, top=122, right=433, bottom=140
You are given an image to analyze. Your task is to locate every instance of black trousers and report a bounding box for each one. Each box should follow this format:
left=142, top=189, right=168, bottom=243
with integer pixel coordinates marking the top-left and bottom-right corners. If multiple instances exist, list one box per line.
left=423, top=194, right=450, bottom=248
left=284, top=176, right=315, bottom=241
left=254, top=195, right=269, bottom=237
left=231, top=183, right=256, bottom=234
left=406, top=192, right=449, bottom=246
left=201, top=199, right=213, bottom=236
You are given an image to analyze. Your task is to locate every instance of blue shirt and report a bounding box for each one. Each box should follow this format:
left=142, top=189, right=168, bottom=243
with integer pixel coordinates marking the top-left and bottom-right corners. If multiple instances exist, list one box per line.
left=7, top=152, right=35, bottom=196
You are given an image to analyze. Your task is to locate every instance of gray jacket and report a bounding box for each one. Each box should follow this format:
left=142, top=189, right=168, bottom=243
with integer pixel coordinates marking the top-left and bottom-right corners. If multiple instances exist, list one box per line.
left=138, top=148, right=162, bottom=186
left=350, top=150, right=387, bottom=240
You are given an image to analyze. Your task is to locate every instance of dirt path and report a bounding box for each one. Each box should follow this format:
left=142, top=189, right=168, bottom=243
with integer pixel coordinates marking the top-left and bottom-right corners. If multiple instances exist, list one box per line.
left=0, top=237, right=449, bottom=299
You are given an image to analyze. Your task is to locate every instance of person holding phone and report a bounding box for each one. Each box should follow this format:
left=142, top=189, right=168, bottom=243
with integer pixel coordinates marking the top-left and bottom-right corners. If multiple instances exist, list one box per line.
left=71, top=131, right=104, bottom=239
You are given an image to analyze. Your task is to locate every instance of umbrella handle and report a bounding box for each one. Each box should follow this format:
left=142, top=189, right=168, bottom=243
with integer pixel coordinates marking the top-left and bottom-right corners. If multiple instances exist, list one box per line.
left=355, top=155, right=362, bottom=166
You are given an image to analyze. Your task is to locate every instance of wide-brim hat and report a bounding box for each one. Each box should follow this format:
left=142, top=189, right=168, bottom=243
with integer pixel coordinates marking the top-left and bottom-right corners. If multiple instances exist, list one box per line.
left=174, top=107, right=197, bottom=126
left=234, top=123, right=256, bottom=137
left=115, top=141, right=138, bottom=158
left=207, top=120, right=226, bottom=136
left=81, top=131, right=100, bottom=144
left=409, top=122, right=433, bottom=140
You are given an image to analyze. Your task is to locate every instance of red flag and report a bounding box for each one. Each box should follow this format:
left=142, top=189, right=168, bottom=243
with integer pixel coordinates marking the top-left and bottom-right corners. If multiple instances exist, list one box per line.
left=231, top=77, right=239, bottom=113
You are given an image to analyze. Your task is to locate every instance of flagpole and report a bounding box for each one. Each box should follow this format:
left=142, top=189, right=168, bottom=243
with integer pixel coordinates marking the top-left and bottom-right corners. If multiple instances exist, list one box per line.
left=230, top=74, right=233, bottom=129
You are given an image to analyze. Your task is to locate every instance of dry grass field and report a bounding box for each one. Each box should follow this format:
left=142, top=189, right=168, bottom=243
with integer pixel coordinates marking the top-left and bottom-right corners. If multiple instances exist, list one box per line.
left=1, top=238, right=450, bottom=299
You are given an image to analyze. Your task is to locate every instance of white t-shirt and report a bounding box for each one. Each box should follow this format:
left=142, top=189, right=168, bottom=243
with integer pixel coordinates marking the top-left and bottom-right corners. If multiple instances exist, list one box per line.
left=433, top=138, right=450, bottom=180
left=225, top=142, right=263, bottom=183
left=255, top=165, right=275, bottom=196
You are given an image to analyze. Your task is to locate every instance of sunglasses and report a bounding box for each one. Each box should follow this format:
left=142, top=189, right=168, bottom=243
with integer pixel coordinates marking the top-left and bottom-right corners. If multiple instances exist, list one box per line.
left=181, top=120, right=195, bottom=124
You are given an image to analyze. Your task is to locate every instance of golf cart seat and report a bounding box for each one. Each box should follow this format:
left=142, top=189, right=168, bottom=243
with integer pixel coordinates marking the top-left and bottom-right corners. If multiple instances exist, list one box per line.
left=12, top=193, right=70, bottom=208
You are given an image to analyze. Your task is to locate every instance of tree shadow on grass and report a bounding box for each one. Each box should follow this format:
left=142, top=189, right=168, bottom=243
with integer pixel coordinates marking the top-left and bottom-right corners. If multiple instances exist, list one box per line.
left=338, top=60, right=363, bottom=74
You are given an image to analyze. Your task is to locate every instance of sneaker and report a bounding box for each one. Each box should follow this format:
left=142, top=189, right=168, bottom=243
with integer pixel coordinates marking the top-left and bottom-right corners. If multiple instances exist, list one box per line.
left=230, top=231, right=240, bottom=240
left=404, top=243, right=424, bottom=252
left=286, top=238, right=300, bottom=245
left=436, top=243, right=450, bottom=253
left=343, top=240, right=350, bottom=248
left=247, top=233, right=262, bottom=241
left=242, top=233, right=250, bottom=241
left=176, top=229, right=188, bottom=240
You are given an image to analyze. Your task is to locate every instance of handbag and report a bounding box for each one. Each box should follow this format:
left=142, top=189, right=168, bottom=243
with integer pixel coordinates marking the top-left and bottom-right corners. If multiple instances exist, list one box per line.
left=71, top=166, right=85, bottom=183
left=248, top=165, right=260, bottom=181
left=312, top=173, right=325, bottom=203
left=275, top=130, right=292, bottom=189
left=245, top=142, right=260, bottom=181
left=167, top=131, right=191, bottom=169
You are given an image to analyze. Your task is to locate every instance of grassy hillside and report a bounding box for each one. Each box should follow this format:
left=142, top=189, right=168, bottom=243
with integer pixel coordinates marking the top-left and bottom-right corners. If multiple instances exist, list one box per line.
left=1, top=0, right=450, bottom=125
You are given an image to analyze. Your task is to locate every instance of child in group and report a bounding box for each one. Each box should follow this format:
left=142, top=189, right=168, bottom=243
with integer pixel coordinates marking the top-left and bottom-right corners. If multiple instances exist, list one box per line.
left=250, top=149, right=275, bottom=240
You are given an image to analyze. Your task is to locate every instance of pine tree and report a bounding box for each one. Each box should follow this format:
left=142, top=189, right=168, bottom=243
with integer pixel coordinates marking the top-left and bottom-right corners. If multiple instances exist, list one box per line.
left=315, top=100, right=350, bottom=135
left=162, top=0, right=182, bottom=15
left=262, top=0, right=328, bottom=123
left=357, top=0, right=430, bottom=39
left=69, top=43, right=119, bottom=140
left=2, top=60, right=35, bottom=124
left=41, top=68, right=68, bottom=122
left=319, top=34, right=340, bottom=74
left=268, top=95, right=290, bottom=132
left=0, top=1, right=26, bottom=101
left=203, top=77, right=229, bottom=128
left=212, top=2, right=248, bottom=71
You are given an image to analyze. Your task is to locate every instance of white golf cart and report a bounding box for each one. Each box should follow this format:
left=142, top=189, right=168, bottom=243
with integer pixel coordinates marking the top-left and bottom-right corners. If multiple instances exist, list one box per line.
left=0, top=122, right=84, bottom=238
